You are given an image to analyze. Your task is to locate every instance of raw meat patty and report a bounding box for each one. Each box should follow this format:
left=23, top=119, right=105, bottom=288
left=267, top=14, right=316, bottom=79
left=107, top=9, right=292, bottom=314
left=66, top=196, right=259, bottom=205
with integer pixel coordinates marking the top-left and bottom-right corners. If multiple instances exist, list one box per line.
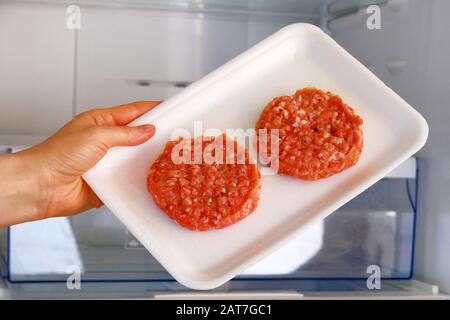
left=255, top=87, right=363, bottom=180
left=147, top=135, right=260, bottom=231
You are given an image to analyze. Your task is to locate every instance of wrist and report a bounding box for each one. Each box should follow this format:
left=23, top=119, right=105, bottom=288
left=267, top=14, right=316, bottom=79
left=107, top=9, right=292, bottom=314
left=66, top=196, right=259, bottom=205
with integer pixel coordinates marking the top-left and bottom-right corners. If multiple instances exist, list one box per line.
left=0, top=151, right=43, bottom=226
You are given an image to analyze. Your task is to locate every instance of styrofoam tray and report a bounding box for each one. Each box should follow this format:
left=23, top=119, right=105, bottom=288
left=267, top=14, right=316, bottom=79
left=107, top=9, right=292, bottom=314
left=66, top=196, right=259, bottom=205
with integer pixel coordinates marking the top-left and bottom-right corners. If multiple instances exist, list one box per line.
left=83, top=23, right=428, bottom=290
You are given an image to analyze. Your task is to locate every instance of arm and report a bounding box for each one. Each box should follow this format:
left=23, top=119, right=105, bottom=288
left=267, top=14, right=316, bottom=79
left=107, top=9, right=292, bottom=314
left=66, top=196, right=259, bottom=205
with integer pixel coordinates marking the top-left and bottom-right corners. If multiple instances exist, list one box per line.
left=0, top=101, right=159, bottom=227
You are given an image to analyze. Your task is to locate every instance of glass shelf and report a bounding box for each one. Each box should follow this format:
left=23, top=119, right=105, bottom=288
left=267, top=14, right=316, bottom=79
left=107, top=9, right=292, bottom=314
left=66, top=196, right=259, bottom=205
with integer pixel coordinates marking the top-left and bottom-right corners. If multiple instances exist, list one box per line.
left=21, top=0, right=387, bottom=21
left=22, top=0, right=332, bottom=18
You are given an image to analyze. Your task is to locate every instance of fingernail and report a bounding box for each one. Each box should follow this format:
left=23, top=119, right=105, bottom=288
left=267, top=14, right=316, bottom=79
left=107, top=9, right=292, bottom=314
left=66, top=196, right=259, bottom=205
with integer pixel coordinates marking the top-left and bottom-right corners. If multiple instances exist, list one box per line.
left=137, top=124, right=155, bottom=134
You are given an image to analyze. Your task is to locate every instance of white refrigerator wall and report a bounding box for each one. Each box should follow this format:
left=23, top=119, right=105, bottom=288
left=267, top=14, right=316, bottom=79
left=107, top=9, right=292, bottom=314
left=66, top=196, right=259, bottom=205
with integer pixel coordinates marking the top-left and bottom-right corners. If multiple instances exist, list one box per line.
left=331, top=0, right=450, bottom=293
left=0, top=0, right=306, bottom=145
left=0, top=1, right=75, bottom=143
left=75, top=8, right=305, bottom=111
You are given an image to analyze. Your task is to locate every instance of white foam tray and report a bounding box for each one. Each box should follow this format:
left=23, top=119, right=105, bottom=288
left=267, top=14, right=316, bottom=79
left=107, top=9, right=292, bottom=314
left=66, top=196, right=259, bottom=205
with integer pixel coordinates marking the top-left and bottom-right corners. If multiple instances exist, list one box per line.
left=83, top=24, right=428, bottom=290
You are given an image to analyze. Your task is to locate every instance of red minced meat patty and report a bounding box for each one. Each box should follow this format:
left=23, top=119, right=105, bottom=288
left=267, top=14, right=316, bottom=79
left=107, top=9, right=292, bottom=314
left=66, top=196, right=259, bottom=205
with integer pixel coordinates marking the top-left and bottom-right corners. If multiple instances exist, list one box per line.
left=147, top=135, right=261, bottom=231
left=255, top=87, right=363, bottom=180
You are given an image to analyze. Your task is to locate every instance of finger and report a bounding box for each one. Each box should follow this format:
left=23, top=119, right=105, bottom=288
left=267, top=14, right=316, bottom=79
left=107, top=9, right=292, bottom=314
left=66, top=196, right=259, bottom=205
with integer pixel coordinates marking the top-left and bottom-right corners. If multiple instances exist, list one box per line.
left=108, top=101, right=161, bottom=125
left=79, top=101, right=161, bottom=126
left=92, top=124, right=156, bottom=148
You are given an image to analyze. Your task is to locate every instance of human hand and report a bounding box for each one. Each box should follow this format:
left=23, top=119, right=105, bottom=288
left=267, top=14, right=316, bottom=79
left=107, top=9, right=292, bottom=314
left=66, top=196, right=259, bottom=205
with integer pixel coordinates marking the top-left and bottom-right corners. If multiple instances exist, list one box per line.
left=0, top=101, right=159, bottom=227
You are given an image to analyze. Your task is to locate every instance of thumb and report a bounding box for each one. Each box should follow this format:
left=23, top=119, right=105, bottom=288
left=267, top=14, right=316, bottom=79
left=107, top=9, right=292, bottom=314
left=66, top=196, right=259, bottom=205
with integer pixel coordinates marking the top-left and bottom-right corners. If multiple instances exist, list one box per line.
left=93, top=124, right=156, bottom=148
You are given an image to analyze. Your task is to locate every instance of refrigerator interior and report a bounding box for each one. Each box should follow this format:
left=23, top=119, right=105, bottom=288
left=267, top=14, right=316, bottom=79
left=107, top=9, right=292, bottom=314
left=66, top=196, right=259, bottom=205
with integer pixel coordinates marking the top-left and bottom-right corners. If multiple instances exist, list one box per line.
left=0, top=0, right=449, bottom=298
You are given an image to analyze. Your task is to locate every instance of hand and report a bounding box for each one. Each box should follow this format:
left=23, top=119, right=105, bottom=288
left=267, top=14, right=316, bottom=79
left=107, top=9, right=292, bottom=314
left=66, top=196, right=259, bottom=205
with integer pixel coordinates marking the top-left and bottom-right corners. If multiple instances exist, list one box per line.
left=0, top=101, right=160, bottom=227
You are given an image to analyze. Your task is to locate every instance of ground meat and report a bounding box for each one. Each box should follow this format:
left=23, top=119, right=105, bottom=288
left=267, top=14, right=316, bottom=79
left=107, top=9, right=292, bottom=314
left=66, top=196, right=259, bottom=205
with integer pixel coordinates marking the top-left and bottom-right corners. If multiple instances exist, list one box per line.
left=255, top=87, right=363, bottom=180
left=147, top=135, right=261, bottom=231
